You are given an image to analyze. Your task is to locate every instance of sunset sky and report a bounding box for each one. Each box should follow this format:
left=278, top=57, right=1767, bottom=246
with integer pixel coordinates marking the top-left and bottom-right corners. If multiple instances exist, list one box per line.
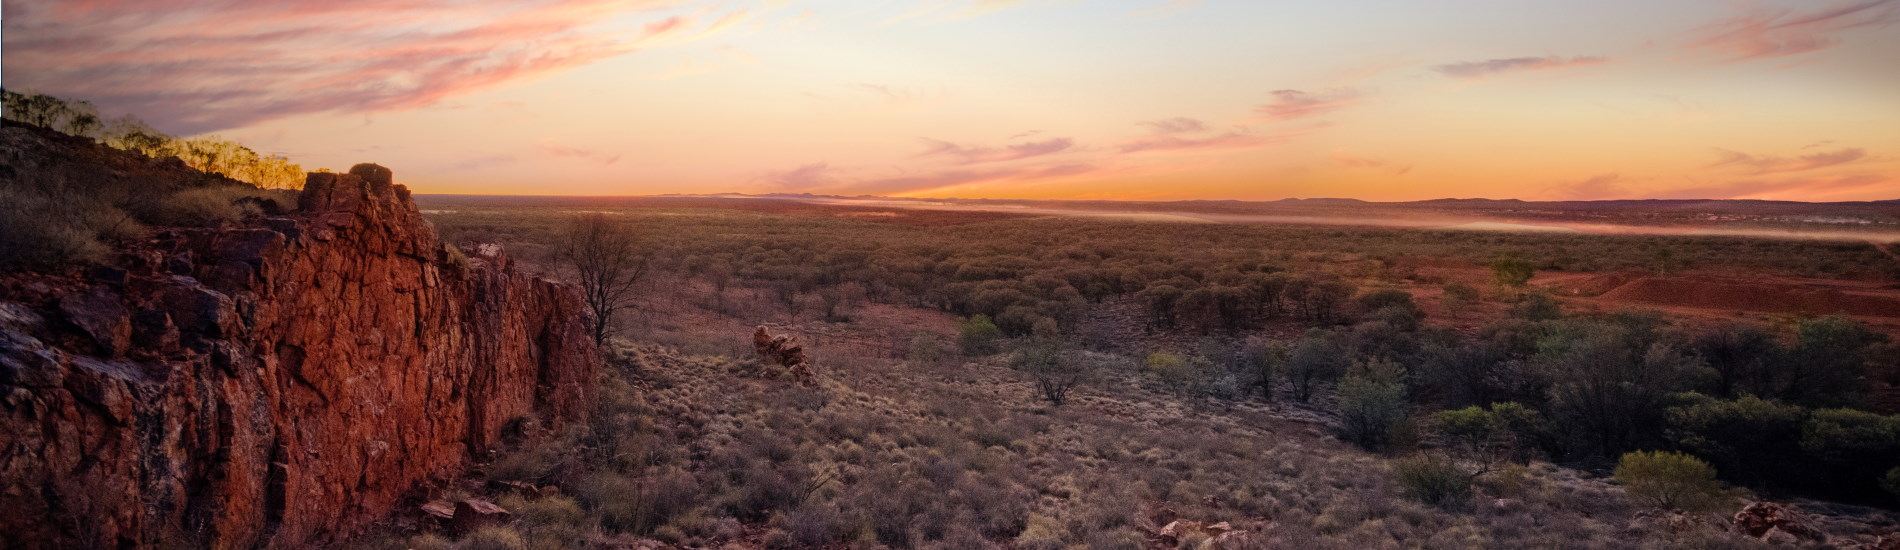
left=5, top=0, right=1898, bottom=200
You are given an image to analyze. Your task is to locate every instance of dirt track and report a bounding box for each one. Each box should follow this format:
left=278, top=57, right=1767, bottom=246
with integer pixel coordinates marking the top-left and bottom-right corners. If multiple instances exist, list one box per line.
left=1874, top=240, right=1900, bottom=262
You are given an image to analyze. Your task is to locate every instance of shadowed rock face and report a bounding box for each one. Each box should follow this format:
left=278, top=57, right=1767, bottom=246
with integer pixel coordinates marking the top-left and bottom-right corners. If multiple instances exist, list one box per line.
left=0, top=164, right=597, bottom=549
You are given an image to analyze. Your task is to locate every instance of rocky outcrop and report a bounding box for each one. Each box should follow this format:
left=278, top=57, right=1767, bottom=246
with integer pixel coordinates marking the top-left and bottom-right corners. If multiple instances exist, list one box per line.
left=0, top=164, right=598, bottom=549
left=1732, top=501, right=1827, bottom=543
left=752, top=326, right=814, bottom=387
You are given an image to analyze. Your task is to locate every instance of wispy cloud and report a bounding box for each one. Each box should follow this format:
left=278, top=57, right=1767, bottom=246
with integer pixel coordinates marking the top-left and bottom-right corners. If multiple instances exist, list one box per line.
left=1665, top=174, right=1893, bottom=201
left=1710, top=147, right=1869, bottom=174
left=1431, top=56, right=1608, bottom=79
left=1547, top=173, right=1629, bottom=200
left=5, top=0, right=714, bottom=133
left=1117, top=132, right=1276, bottom=155
left=1123, top=117, right=1307, bottom=154
left=852, top=163, right=1100, bottom=196
left=1688, top=0, right=1900, bottom=62
left=760, top=163, right=840, bottom=189
left=1254, top=89, right=1360, bottom=122
left=917, top=137, right=1077, bottom=164
left=1140, top=117, right=1209, bottom=134
left=1331, top=150, right=1412, bottom=176
left=541, top=141, right=622, bottom=165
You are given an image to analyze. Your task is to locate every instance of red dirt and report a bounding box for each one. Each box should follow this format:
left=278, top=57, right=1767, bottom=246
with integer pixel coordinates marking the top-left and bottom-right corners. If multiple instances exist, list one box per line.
left=1589, top=275, right=1900, bottom=318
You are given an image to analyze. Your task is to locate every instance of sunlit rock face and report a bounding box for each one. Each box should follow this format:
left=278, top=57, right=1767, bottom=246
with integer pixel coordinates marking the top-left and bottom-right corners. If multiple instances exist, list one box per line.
left=0, top=158, right=598, bottom=549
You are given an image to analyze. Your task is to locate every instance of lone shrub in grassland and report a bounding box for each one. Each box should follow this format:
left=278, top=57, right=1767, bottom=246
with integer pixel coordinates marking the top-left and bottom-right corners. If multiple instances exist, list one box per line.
left=958, top=314, right=1003, bottom=356
left=1614, top=450, right=1730, bottom=513
left=907, top=332, right=946, bottom=365
left=1392, top=453, right=1473, bottom=508
left=455, top=525, right=527, bottom=550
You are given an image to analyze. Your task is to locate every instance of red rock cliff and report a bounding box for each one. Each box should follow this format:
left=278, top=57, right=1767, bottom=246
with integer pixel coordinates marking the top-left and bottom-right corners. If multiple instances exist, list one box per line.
left=0, top=164, right=598, bottom=549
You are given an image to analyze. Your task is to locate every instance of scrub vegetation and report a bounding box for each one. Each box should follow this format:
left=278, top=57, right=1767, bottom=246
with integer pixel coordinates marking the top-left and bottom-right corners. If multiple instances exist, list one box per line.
left=348, top=198, right=1900, bottom=549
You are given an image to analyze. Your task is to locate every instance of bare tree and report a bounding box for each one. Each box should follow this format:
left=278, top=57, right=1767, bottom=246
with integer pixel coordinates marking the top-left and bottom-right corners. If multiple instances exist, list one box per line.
left=1011, top=342, right=1087, bottom=407
left=557, top=214, right=647, bottom=344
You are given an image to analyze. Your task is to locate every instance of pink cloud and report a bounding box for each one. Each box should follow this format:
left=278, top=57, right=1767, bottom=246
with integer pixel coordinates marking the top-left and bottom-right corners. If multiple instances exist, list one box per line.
left=1330, top=150, right=1413, bottom=175
left=1140, top=117, right=1209, bottom=134
left=1688, top=0, right=1900, bottom=62
left=1710, top=147, right=1869, bottom=174
left=1117, top=132, right=1276, bottom=155
left=1546, top=173, right=1629, bottom=200
left=1254, top=89, right=1360, bottom=122
left=917, top=137, right=1077, bottom=164
left=6, top=0, right=705, bottom=133
left=541, top=141, right=622, bottom=165
left=1664, top=174, right=1894, bottom=201
left=760, top=163, right=839, bottom=189
left=850, top=163, right=1100, bottom=196
left=1431, top=56, right=1608, bottom=79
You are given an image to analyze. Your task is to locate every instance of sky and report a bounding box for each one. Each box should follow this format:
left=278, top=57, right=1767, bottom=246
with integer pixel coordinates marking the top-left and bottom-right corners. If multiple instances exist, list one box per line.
left=4, top=0, right=1899, bottom=201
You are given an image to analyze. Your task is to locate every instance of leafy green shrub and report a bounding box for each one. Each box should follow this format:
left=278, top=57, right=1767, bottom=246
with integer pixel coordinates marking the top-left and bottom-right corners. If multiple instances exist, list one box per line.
left=1488, top=254, right=1535, bottom=297
left=1434, top=406, right=1503, bottom=460
left=1799, top=408, right=1900, bottom=497
left=907, top=332, right=946, bottom=365
left=1508, top=292, right=1562, bottom=320
left=1785, top=317, right=1883, bottom=408
left=1613, top=450, right=1729, bottom=513
left=958, top=314, right=1003, bottom=355
left=1664, top=394, right=1806, bottom=487
left=1391, top=454, right=1472, bottom=507
left=1355, top=288, right=1423, bottom=329
left=1883, top=467, right=1900, bottom=501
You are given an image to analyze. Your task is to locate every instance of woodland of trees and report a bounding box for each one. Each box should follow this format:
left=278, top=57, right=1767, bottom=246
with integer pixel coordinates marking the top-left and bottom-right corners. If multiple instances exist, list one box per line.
left=1, top=91, right=304, bottom=266
left=2, top=89, right=304, bottom=189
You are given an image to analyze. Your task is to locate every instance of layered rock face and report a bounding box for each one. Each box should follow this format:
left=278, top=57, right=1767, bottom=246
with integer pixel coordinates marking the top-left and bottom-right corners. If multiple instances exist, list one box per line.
left=0, top=165, right=597, bottom=549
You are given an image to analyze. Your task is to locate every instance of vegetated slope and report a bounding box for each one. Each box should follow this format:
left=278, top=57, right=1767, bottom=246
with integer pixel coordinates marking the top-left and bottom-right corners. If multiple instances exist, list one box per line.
left=0, top=134, right=599, bottom=549
left=354, top=340, right=1900, bottom=549
left=0, top=125, right=287, bottom=267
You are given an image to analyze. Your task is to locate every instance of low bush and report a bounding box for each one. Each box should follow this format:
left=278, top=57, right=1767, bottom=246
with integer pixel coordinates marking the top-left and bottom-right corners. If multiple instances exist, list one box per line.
left=1613, top=450, right=1729, bottom=513
left=1391, top=454, right=1472, bottom=508
left=958, top=315, right=1003, bottom=355
left=455, top=525, right=526, bottom=550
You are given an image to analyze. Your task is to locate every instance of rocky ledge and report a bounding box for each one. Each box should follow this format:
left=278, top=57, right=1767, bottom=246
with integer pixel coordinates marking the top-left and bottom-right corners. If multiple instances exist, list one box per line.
left=0, top=164, right=597, bottom=549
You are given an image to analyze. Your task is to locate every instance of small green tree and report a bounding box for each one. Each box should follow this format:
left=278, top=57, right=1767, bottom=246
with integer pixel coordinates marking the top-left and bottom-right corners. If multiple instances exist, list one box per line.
left=958, top=314, right=1003, bottom=356
left=1337, top=358, right=1409, bottom=451
left=1284, top=332, right=1347, bottom=402
left=1489, top=255, right=1536, bottom=300
left=1883, top=467, right=1900, bottom=502
left=1613, top=450, right=1730, bottom=513
left=1241, top=336, right=1285, bottom=402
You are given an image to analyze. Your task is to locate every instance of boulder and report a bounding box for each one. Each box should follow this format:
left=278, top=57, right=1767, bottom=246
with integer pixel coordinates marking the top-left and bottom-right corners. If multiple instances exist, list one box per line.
left=1732, top=502, right=1826, bottom=542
